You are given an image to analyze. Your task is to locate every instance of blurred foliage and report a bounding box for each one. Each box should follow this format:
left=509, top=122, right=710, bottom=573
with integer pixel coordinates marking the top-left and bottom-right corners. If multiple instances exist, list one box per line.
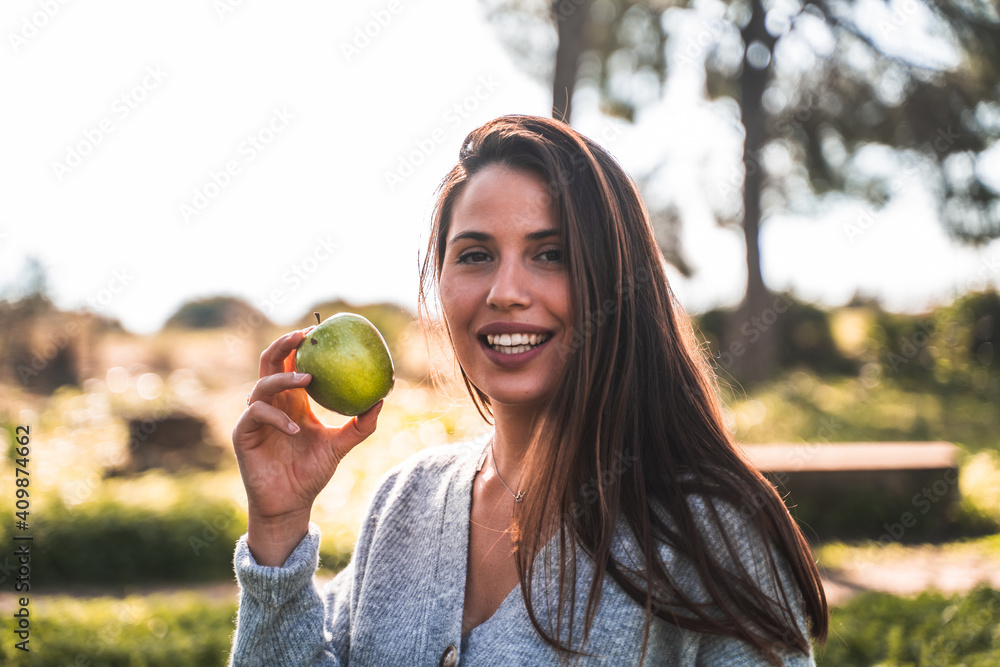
left=1, top=419, right=20, bottom=462
left=0, top=492, right=245, bottom=587
left=696, top=292, right=858, bottom=378
left=695, top=290, right=1000, bottom=391
left=0, top=593, right=235, bottom=666
left=700, top=291, right=1000, bottom=454
left=163, top=296, right=269, bottom=330
left=40, top=497, right=243, bottom=586
left=892, top=290, right=1000, bottom=390
left=959, top=451, right=1000, bottom=529
left=723, top=369, right=997, bottom=451
left=817, top=586, right=1000, bottom=666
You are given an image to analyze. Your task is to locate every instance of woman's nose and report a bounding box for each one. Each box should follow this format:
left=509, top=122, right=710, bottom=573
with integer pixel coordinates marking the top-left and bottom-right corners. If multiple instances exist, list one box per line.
left=485, top=259, right=531, bottom=310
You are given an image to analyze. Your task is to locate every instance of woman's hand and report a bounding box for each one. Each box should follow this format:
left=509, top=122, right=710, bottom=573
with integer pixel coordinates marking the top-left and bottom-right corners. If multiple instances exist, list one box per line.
left=233, top=328, right=383, bottom=566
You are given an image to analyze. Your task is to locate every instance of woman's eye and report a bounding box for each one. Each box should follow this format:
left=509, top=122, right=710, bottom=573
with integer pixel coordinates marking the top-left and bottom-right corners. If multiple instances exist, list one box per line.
left=457, top=250, right=490, bottom=264
left=538, top=248, right=564, bottom=263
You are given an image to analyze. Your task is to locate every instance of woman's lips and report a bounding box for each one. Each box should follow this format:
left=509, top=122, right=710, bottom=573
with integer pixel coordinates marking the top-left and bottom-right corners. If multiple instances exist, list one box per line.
left=479, top=333, right=553, bottom=368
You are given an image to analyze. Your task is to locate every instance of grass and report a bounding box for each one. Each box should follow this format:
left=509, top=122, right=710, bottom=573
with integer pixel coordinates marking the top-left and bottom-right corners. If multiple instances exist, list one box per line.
left=1, top=586, right=995, bottom=665
left=817, top=586, right=1000, bottom=666
left=723, top=370, right=999, bottom=452
left=0, top=592, right=236, bottom=666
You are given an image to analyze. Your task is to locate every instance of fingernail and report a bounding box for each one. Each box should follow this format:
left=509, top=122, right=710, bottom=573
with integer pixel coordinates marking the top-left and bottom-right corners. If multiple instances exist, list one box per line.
left=288, top=421, right=300, bottom=434
left=294, top=372, right=310, bottom=382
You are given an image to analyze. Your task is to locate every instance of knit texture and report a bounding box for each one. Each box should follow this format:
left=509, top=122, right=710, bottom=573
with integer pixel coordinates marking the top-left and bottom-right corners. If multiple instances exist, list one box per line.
left=229, top=435, right=816, bottom=666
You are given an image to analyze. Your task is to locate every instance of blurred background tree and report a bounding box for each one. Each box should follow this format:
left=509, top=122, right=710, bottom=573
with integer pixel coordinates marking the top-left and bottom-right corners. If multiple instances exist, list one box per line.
left=0, top=256, right=52, bottom=313
left=0, top=257, right=118, bottom=391
left=163, top=296, right=269, bottom=330
left=482, top=0, right=1000, bottom=383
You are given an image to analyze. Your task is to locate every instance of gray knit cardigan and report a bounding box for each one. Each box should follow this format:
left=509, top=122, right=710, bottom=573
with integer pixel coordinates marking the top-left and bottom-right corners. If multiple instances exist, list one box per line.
left=229, top=435, right=816, bottom=666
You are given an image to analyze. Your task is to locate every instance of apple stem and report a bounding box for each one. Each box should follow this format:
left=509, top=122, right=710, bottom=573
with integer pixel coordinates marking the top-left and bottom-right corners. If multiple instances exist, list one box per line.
left=314, top=312, right=321, bottom=325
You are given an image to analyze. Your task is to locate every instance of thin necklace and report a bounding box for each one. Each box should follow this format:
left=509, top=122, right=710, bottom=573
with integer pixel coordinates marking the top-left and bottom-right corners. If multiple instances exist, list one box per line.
left=490, top=439, right=525, bottom=503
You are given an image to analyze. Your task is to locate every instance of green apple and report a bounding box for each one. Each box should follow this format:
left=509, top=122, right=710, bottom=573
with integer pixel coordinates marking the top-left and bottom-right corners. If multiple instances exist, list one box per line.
left=294, top=312, right=395, bottom=416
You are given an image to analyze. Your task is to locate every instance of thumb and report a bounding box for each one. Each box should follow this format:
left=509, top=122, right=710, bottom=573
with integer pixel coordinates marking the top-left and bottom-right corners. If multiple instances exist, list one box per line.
left=332, top=400, right=383, bottom=459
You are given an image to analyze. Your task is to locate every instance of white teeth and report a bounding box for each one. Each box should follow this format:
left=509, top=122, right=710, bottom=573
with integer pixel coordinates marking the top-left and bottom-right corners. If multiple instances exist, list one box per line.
left=485, top=332, right=552, bottom=353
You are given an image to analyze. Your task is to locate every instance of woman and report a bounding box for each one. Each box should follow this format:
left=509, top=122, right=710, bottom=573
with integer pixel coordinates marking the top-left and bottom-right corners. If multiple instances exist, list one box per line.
left=230, top=115, right=828, bottom=665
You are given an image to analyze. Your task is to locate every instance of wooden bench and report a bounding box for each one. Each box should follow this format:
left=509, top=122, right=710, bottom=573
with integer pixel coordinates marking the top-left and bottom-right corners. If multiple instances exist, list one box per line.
left=739, top=442, right=961, bottom=543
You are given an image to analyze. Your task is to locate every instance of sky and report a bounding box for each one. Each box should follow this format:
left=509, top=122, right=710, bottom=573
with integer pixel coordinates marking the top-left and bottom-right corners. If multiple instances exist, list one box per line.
left=2, top=0, right=998, bottom=334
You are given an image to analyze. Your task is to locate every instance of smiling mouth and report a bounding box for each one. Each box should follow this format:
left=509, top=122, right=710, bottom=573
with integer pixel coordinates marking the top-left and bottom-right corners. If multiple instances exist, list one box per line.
left=484, top=332, right=553, bottom=355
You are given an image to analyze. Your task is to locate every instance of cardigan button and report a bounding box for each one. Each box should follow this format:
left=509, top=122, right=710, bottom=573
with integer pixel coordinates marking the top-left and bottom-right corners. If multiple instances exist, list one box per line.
left=439, top=644, right=458, bottom=667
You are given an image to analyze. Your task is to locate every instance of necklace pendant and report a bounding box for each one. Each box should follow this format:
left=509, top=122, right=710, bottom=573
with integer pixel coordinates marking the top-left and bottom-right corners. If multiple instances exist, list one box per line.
left=490, top=438, right=526, bottom=503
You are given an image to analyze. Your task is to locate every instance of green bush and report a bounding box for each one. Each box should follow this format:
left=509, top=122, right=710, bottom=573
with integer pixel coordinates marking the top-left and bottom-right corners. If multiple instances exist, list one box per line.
left=0, top=471, right=354, bottom=587
left=817, top=586, right=1000, bottom=666
left=163, top=296, right=268, bottom=330
left=694, top=289, right=1000, bottom=397
left=861, top=290, right=1000, bottom=393
left=25, top=497, right=246, bottom=586
left=0, top=593, right=235, bottom=666
left=695, top=293, right=858, bottom=378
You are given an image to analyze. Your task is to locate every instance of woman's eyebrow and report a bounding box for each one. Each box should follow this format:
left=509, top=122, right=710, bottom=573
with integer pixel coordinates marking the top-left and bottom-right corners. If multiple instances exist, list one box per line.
left=447, top=228, right=561, bottom=245
left=525, top=229, right=560, bottom=241
left=448, top=230, right=492, bottom=245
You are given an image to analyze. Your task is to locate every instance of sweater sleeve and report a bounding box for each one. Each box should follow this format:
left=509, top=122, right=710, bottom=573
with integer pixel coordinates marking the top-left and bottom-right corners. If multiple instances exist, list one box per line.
left=228, top=523, right=349, bottom=667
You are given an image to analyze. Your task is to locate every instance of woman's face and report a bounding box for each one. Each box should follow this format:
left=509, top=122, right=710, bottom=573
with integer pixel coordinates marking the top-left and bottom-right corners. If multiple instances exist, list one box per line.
left=439, top=165, right=573, bottom=409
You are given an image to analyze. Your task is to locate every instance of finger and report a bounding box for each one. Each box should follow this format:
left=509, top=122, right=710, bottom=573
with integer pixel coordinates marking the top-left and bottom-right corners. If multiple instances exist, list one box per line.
left=285, top=326, right=315, bottom=373
left=237, top=401, right=302, bottom=442
left=249, top=371, right=312, bottom=405
left=331, top=400, right=383, bottom=460
left=259, top=329, right=311, bottom=378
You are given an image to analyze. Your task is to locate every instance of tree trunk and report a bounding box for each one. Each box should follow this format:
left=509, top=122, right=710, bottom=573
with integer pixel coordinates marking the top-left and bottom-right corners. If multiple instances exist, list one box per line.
left=550, top=0, right=592, bottom=122
left=728, top=0, right=777, bottom=384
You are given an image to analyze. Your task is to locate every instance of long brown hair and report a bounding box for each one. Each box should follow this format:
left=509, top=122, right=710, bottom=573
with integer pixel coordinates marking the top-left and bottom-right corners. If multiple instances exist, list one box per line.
left=419, top=115, right=828, bottom=663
